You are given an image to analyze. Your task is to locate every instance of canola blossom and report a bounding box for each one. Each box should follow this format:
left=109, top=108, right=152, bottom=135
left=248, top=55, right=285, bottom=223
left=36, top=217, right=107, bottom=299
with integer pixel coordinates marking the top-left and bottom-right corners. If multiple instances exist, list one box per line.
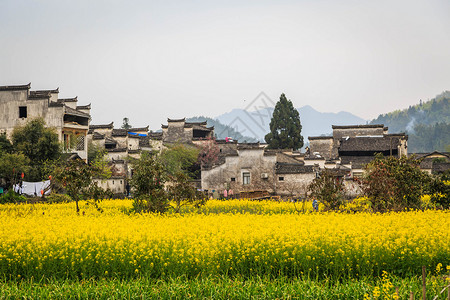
left=0, top=199, right=449, bottom=280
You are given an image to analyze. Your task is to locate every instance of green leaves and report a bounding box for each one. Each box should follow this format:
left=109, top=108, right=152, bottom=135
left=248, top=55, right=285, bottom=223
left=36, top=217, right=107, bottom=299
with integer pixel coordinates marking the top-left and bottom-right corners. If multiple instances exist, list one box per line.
left=265, top=94, right=303, bottom=150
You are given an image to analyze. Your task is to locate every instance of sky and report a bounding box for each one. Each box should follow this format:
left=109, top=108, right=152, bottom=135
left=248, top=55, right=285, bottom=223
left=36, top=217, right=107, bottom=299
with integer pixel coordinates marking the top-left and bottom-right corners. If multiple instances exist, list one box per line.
left=1, top=0, right=449, bottom=131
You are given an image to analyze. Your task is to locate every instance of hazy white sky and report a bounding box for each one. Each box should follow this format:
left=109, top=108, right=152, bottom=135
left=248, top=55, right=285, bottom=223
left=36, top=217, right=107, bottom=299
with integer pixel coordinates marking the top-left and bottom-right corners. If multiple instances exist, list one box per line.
left=1, top=0, right=449, bottom=130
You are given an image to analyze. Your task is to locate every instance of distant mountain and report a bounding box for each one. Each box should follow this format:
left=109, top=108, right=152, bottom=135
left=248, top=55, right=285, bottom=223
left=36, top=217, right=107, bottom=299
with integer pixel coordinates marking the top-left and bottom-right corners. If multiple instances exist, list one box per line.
left=370, top=91, right=450, bottom=152
left=186, top=116, right=258, bottom=142
left=215, top=105, right=367, bottom=145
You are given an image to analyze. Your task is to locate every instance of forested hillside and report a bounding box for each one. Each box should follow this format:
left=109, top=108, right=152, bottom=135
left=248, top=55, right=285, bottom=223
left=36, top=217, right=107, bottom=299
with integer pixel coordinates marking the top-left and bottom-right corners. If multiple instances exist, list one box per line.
left=370, top=91, right=450, bottom=153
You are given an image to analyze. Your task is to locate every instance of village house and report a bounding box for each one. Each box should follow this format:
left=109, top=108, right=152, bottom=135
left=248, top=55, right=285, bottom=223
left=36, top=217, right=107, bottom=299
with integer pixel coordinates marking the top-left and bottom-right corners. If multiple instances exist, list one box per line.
left=201, top=141, right=316, bottom=198
left=0, top=83, right=91, bottom=160
left=308, top=124, right=408, bottom=178
left=162, top=118, right=214, bottom=144
left=412, top=151, right=450, bottom=175
left=87, top=122, right=166, bottom=196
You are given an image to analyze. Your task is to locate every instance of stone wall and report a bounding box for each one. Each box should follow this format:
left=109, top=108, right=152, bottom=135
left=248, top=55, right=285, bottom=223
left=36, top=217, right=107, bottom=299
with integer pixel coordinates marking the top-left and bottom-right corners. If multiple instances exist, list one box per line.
left=201, top=148, right=277, bottom=193
left=308, top=137, right=333, bottom=160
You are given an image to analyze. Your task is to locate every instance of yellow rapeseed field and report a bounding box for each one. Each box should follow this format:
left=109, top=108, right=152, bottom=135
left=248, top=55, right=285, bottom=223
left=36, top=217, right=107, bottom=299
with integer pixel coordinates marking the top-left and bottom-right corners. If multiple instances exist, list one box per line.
left=0, top=199, right=449, bottom=280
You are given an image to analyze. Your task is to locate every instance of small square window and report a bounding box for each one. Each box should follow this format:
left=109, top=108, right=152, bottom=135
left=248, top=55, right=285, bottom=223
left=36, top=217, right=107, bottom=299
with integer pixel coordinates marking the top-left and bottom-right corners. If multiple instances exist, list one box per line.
left=230, top=177, right=236, bottom=182
left=19, top=106, right=27, bottom=118
left=278, top=176, right=284, bottom=181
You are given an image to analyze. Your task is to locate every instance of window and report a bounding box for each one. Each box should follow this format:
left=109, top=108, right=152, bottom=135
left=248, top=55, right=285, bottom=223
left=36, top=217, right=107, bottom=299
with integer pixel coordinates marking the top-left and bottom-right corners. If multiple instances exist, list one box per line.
left=19, top=106, right=27, bottom=118
left=230, top=177, right=236, bottom=182
left=76, top=135, right=85, bottom=151
left=278, top=176, right=284, bottom=181
left=243, top=172, right=250, bottom=185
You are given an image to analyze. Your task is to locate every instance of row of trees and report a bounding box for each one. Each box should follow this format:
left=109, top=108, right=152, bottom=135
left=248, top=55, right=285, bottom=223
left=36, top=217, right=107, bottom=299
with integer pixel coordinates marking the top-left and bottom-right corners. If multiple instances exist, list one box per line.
left=308, top=154, right=449, bottom=212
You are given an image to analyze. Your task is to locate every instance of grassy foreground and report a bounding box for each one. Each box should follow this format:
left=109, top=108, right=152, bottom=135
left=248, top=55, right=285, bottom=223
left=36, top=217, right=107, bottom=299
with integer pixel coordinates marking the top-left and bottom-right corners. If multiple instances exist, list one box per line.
left=1, top=275, right=450, bottom=299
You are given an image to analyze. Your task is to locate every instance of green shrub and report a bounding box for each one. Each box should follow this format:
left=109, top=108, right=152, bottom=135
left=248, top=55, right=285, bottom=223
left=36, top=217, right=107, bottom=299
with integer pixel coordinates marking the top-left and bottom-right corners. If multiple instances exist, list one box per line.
left=0, top=190, right=27, bottom=204
left=46, top=193, right=72, bottom=203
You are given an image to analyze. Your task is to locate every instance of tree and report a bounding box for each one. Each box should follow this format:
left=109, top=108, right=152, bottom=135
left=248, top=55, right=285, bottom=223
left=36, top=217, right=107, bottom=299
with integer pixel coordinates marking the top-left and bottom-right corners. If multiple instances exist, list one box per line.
left=0, top=153, right=30, bottom=189
left=307, top=169, right=345, bottom=211
left=361, top=154, right=432, bottom=212
left=167, top=171, right=206, bottom=213
left=160, top=143, right=199, bottom=178
left=11, top=118, right=61, bottom=181
left=197, top=138, right=220, bottom=168
left=47, top=152, right=111, bottom=213
left=0, top=133, right=13, bottom=155
left=121, top=117, right=132, bottom=130
left=129, top=151, right=168, bottom=213
left=265, top=94, right=303, bottom=150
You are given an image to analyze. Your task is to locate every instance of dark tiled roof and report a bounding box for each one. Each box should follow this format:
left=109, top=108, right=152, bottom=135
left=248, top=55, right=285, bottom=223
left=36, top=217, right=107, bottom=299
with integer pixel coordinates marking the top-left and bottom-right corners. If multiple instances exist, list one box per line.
left=332, top=124, right=385, bottom=129
left=127, top=133, right=141, bottom=139
left=339, top=137, right=401, bottom=152
left=237, top=143, right=262, bottom=150
left=129, top=126, right=149, bottom=132
left=64, top=106, right=90, bottom=118
left=308, top=136, right=332, bottom=140
left=112, top=129, right=127, bottom=137
left=90, top=122, right=114, bottom=129
left=58, top=97, right=78, bottom=103
left=105, top=137, right=117, bottom=145
left=128, top=149, right=140, bottom=154
left=340, top=156, right=375, bottom=169
left=167, top=118, right=185, bottom=122
left=276, top=163, right=314, bottom=174
left=216, top=139, right=238, bottom=144
left=149, top=132, right=163, bottom=140
left=185, top=121, right=207, bottom=126
left=420, top=158, right=433, bottom=169
left=191, top=124, right=214, bottom=131
left=31, top=88, right=59, bottom=94
left=432, top=162, right=450, bottom=174
left=76, top=104, right=91, bottom=110
left=0, top=83, right=31, bottom=91
left=92, top=132, right=105, bottom=140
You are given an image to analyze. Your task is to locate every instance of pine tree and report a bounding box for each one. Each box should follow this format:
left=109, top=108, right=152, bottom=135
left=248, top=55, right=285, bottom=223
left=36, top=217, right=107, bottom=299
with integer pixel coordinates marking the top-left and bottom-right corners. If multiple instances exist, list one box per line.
left=121, top=117, right=132, bottom=130
left=265, top=93, right=303, bottom=150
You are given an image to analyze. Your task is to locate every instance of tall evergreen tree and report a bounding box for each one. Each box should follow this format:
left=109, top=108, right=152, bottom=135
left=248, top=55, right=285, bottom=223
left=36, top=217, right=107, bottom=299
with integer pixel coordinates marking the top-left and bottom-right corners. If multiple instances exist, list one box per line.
left=265, top=94, right=303, bottom=150
left=121, top=117, right=132, bottom=130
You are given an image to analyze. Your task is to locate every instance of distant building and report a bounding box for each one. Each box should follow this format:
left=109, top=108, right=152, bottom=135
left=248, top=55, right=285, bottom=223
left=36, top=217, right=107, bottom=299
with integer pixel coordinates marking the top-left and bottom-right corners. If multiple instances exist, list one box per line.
left=308, top=124, right=408, bottom=178
left=162, top=118, right=214, bottom=144
left=0, top=83, right=91, bottom=160
left=87, top=122, right=163, bottom=196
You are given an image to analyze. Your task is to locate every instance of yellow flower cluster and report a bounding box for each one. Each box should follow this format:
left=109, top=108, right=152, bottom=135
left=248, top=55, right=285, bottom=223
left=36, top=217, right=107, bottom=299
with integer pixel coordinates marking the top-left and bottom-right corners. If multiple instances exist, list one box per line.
left=0, top=199, right=449, bottom=280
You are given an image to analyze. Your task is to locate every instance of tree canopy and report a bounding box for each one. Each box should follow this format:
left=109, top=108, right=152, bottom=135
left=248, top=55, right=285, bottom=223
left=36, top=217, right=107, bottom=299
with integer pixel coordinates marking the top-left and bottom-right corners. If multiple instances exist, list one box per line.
left=265, top=94, right=303, bottom=150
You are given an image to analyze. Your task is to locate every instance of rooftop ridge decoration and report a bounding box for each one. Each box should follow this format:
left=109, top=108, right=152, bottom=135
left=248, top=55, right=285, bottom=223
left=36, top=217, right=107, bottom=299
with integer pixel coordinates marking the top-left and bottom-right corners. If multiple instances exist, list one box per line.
left=185, top=121, right=207, bottom=126
left=31, top=88, right=59, bottom=94
left=89, top=122, right=114, bottom=129
left=128, top=126, right=149, bottom=132
left=167, top=118, right=186, bottom=122
left=76, top=104, right=91, bottom=110
left=58, top=97, right=78, bottom=102
left=308, top=136, right=333, bottom=140
left=332, top=124, right=385, bottom=129
left=0, top=83, right=31, bottom=91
